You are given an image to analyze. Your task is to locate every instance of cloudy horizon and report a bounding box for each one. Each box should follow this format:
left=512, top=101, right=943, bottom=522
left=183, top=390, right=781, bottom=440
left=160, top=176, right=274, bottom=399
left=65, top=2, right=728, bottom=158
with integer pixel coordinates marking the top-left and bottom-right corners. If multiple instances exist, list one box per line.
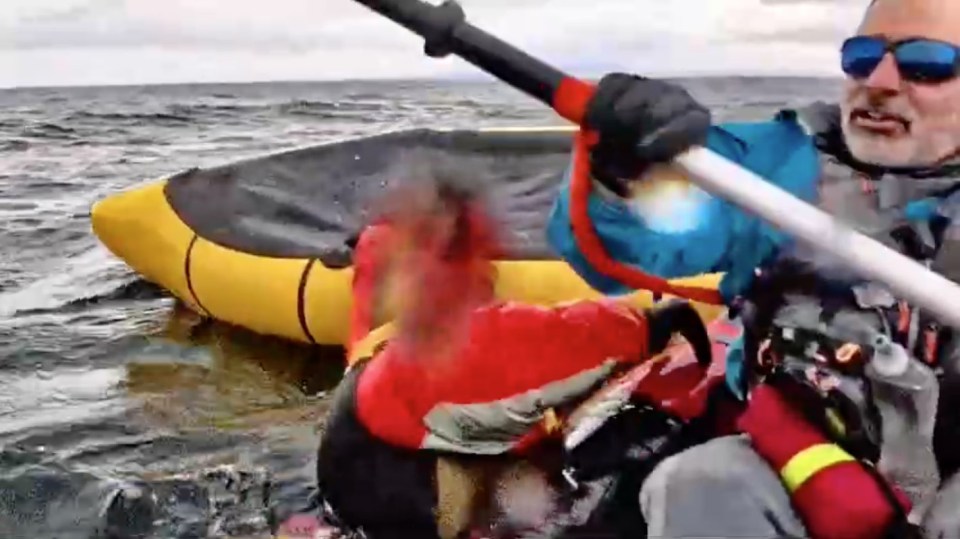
left=2, top=0, right=869, bottom=89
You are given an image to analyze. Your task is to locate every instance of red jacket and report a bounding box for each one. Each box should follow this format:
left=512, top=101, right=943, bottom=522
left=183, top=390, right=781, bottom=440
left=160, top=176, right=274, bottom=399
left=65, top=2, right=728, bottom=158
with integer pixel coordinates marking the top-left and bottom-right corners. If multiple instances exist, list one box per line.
left=345, top=204, right=738, bottom=455
left=356, top=298, right=651, bottom=453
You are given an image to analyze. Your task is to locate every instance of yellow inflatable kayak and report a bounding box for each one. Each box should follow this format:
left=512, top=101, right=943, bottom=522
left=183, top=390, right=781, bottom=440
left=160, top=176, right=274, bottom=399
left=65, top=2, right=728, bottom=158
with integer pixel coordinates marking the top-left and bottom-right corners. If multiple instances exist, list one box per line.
left=91, top=125, right=722, bottom=346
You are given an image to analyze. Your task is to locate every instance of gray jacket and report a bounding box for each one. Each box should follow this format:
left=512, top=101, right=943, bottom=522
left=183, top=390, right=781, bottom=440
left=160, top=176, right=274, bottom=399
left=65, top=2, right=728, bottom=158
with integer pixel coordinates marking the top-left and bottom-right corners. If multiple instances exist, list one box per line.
left=747, top=102, right=960, bottom=526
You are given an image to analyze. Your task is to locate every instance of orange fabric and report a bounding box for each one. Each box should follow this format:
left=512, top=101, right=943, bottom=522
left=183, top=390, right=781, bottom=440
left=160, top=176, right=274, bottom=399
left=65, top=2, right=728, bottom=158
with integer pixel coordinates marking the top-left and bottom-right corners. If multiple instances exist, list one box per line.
left=552, top=77, right=595, bottom=125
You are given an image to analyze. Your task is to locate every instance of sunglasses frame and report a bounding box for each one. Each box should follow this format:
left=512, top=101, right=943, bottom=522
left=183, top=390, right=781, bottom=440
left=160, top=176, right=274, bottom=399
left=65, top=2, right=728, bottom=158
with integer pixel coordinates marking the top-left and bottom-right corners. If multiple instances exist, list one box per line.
left=841, top=35, right=960, bottom=84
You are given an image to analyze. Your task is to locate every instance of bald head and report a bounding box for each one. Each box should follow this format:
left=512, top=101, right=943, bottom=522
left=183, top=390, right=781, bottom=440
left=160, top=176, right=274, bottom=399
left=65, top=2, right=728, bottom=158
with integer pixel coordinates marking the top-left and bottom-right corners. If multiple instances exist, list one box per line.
left=860, top=0, right=960, bottom=43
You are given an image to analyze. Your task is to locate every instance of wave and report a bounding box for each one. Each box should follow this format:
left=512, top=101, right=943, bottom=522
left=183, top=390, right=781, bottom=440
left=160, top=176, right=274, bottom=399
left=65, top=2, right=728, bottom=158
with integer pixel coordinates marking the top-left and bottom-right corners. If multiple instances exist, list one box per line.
left=167, top=99, right=390, bottom=118
left=277, top=99, right=385, bottom=114
left=166, top=103, right=260, bottom=116
left=171, top=99, right=386, bottom=117
left=19, top=123, right=78, bottom=140
left=0, top=456, right=281, bottom=539
left=0, top=248, right=163, bottom=319
left=51, top=101, right=352, bottom=127
left=44, top=97, right=422, bottom=132
left=65, top=279, right=168, bottom=311
left=0, top=119, right=25, bottom=129
left=0, top=139, right=31, bottom=152
left=65, top=111, right=193, bottom=124
left=6, top=278, right=167, bottom=319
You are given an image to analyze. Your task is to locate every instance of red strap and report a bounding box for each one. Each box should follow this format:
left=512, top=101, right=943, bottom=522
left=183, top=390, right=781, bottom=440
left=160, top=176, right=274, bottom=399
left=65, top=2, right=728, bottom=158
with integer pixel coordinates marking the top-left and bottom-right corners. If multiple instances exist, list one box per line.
left=568, top=129, right=725, bottom=305
left=552, top=77, right=594, bottom=125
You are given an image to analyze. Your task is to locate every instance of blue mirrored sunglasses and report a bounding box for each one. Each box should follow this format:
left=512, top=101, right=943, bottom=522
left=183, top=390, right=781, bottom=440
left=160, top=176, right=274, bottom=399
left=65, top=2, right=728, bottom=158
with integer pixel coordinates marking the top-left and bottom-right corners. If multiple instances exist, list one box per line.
left=841, top=35, right=960, bottom=83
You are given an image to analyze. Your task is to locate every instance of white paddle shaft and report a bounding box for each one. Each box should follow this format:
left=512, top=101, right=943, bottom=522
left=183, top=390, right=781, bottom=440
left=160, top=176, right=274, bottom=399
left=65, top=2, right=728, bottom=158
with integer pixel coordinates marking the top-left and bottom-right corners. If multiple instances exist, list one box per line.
left=675, top=146, right=960, bottom=330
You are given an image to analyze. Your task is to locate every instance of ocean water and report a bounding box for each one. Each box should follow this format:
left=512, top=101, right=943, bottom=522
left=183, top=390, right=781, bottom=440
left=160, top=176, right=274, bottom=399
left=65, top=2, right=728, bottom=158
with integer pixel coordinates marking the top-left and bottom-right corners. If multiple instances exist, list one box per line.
left=0, top=77, right=842, bottom=538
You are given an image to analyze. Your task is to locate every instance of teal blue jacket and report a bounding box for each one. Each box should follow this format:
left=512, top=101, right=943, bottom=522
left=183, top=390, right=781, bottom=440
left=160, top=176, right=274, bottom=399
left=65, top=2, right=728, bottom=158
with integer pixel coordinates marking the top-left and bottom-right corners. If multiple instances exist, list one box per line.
left=546, top=109, right=823, bottom=303
left=545, top=110, right=824, bottom=397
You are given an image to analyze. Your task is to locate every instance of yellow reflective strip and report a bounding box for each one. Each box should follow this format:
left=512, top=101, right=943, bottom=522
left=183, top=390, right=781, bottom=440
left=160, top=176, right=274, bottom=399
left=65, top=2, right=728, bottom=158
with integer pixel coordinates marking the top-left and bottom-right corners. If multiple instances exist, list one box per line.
left=780, top=443, right=854, bottom=492
left=347, top=322, right=396, bottom=366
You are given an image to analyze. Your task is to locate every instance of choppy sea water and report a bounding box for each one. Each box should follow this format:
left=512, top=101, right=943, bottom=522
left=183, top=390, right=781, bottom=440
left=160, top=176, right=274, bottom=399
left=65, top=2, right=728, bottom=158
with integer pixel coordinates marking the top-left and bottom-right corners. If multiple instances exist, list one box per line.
left=0, top=77, right=842, bottom=538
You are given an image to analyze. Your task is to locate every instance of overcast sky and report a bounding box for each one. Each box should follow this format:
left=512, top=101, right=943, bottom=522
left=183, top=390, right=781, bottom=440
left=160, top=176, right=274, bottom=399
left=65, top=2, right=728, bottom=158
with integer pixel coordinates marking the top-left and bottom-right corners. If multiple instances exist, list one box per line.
left=1, top=0, right=869, bottom=88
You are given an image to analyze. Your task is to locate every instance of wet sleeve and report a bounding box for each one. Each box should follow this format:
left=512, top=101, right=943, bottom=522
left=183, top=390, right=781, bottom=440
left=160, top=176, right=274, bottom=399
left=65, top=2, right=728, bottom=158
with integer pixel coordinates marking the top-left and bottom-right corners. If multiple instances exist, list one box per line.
left=545, top=119, right=820, bottom=300
left=544, top=125, right=746, bottom=296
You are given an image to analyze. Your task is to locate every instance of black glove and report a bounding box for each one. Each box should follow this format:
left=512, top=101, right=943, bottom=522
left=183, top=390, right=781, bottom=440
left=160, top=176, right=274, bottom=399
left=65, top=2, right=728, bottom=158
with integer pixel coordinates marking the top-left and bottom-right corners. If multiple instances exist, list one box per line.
left=585, top=73, right=711, bottom=197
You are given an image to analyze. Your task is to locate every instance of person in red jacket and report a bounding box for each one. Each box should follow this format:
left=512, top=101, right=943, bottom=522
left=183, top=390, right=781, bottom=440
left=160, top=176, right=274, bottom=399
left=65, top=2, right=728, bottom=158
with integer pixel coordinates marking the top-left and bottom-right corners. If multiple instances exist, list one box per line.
left=315, top=170, right=728, bottom=539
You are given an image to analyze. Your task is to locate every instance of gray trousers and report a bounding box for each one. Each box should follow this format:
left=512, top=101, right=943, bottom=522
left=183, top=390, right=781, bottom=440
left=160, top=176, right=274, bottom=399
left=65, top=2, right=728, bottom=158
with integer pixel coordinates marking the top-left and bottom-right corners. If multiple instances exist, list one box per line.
left=922, top=471, right=960, bottom=539
left=639, top=434, right=807, bottom=538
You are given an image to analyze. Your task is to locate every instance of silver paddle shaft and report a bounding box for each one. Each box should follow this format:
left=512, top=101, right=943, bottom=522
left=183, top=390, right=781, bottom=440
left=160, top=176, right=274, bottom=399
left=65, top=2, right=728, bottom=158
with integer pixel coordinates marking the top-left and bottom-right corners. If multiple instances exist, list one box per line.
left=677, top=146, right=960, bottom=329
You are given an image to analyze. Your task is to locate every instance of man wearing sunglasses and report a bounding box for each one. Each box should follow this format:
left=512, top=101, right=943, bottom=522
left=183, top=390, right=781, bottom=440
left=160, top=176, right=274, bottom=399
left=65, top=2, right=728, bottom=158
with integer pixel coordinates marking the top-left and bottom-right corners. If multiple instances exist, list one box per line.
left=547, top=0, right=960, bottom=537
